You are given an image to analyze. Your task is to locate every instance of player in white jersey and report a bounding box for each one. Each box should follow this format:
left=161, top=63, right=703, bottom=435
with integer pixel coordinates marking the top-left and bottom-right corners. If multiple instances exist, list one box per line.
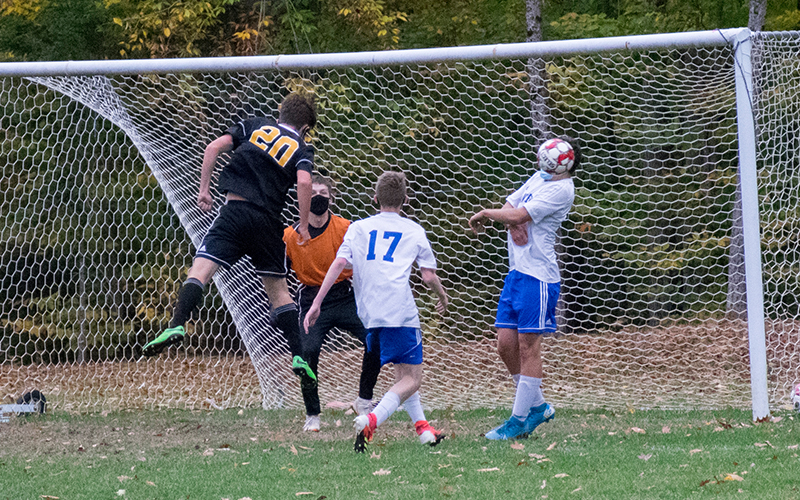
left=304, top=171, right=449, bottom=452
left=469, top=136, right=580, bottom=441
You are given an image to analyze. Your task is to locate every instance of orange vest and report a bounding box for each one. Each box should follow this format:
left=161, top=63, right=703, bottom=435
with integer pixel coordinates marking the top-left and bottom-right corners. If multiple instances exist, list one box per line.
left=283, top=214, right=353, bottom=287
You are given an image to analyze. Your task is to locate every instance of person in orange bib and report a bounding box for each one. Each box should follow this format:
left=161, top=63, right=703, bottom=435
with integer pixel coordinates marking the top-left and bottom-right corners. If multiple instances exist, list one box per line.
left=284, top=175, right=382, bottom=432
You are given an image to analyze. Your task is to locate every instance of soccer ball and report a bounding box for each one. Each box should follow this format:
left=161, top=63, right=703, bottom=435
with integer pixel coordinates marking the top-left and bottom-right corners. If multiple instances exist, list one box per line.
left=538, top=138, right=575, bottom=175
left=792, top=383, right=800, bottom=411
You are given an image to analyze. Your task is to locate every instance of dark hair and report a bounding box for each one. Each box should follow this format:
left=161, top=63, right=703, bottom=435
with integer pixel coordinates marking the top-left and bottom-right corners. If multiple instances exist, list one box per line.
left=559, top=135, right=581, bottom=174
left=311, top=174, right=334, bottom=198
left=375, top=171, right=407, bottom=209
left=279, top=93, right=317, bottom=130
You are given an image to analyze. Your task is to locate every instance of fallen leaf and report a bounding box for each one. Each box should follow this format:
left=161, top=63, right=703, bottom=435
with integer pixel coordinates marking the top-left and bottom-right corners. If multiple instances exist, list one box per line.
left=238, top=497, right=253, bottom=500
left=510, top=442, right=525, bottom=450
left=373, top=469, right=391, bottom=476
left=529, top=453, right=546, bottom=459
left=541, top=479, right=547, bottom=489
left=40, top=497, right=59, bottom=499
left=116, top=491, right=125, bottom=497
left=117, top=476, right=133, bottom=482
left=724, top=474, right=744, bottom=481
left=202, top=449, right=214, bottom=456
left=662, top=426, right=671, bottom=434
left=572, top=487, right=582, bottom=493
left=370, top=451, right=381, bottom=459
left=335, top=420, right=342, bottom=427
left=146, top=481, right=156, bottom=486
left=554, top=473, right=569, bottom=478
left=771, top=416, right=782, bottom=423
left=290, top=445, right=298, bottom=455
left=638, top=454, right=652, bottom=461
left=477, top=467, right=500, bottom=472
left=237, top=409, right=244, bottom=415
left=690, top=449, right=702, bottom=455
left=788, top=445, right=799, bottom=450
left=295, top=493, right=315, bottom=496
left=546, top=442, right=557, bottom=451
left=298, top=446, right=312, bottom=451
left=630, top=427, right=645, bottom=434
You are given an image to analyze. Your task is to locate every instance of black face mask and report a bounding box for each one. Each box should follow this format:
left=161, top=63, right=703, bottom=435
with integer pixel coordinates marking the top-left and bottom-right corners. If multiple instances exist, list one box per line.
left=309, top=195, right=330, bottom=216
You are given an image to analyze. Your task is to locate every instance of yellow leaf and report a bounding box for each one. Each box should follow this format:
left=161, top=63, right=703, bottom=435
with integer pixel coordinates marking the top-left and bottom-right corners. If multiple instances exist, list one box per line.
left=377, top=29, right=387, bottom=37
left=113, top=17, right=123, bottom=26
left=164, top=28, right=171, bottom=37
left=724, top=474, right=744, bottom=481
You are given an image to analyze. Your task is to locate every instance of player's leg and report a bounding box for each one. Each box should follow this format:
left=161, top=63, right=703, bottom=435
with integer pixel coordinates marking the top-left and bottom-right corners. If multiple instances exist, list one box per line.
left=403, top=391, right=446, bottom=446
left=341, top=296, right=380, bottom=416
left=297, top=294, right=330, bottom=432
left=353, top=327, right=422, bottom=452
left=143, top=257, right=219, bottom=357
left=262, top=276, right=315, bottom=380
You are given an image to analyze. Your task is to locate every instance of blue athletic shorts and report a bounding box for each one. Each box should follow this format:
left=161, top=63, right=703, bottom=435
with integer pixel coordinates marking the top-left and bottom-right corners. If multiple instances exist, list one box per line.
left=495, top=270, right=560, bottom=334
left=365, top=327, right=423, bottom=366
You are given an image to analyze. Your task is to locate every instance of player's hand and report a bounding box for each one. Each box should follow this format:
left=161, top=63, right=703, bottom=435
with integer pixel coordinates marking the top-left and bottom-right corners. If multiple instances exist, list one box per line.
left=303, top=304, right=321, bottom=332
left=296, top=225, right=311, bottom=246
left=436, top=288, right=448, bottom=315
left=469, top=211, right=487, bottom=235
left=197, top=191, right=214, bottom=212
left=507, top=223, right=529, bottom=246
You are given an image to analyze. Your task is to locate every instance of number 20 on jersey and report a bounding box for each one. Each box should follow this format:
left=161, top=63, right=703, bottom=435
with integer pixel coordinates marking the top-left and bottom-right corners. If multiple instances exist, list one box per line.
left=248, top=126, right=299, bottom=167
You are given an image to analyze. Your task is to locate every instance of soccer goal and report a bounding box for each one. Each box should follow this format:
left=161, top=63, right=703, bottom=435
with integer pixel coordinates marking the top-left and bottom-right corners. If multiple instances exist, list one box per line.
left=1, top=28, right=797, bottom=419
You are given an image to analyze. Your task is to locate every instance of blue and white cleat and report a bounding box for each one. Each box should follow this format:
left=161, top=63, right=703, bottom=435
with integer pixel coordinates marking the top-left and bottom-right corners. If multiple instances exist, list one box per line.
left=485, top=415, right=527, bottom=440
left=523, top=403, right=555, bottom=435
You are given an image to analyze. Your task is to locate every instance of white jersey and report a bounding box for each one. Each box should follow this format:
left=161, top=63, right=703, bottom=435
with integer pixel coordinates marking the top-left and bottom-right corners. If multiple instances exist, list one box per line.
left=336, top=212, right=437, bottom=329
left=506, top=172, right=575, bottom=283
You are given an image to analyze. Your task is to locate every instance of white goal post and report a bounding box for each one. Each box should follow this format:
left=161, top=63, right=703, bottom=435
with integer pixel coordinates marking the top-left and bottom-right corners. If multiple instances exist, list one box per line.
left=2, top=28, right=797, bottom=421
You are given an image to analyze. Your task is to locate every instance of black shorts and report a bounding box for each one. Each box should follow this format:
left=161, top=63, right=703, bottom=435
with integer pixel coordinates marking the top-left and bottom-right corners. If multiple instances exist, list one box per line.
left=196, top=200, right=287, bottom=277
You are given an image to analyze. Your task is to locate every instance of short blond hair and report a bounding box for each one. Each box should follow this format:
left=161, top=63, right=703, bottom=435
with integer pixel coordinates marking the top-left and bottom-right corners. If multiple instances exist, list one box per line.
left=375, top=171, right=407, bottom=209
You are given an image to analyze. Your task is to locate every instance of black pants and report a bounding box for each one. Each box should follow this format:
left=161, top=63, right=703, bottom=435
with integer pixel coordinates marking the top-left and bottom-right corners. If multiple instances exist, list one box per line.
left=298, top=281, right=381, bottom=416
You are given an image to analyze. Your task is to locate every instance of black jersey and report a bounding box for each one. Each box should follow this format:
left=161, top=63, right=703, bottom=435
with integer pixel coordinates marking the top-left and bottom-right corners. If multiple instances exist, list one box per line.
left=217, top=117, right=314, bottom=216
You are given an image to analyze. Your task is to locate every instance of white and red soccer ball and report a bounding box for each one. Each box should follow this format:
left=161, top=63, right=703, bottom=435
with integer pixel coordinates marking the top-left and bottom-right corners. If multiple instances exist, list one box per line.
left=538, top=138, right=575, bottom=175
left=792, top=383, right=800, bottom=411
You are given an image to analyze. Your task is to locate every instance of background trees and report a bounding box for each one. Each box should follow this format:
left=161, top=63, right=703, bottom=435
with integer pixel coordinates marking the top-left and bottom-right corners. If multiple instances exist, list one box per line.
left=2, top=0, right=799, bottom=61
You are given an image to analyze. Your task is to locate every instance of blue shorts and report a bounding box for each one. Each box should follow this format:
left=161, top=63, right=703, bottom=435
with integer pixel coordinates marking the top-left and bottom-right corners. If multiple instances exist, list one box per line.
left=495, top=270, right=560, bottom=334
left=365, top=327, right=422, bottom=366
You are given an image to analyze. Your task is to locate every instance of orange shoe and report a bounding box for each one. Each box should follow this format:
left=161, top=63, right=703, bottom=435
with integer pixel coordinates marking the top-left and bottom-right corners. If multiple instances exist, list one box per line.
left=415, top=420, right=446, bottom=446
left=354, top=413, right=377, bottom=453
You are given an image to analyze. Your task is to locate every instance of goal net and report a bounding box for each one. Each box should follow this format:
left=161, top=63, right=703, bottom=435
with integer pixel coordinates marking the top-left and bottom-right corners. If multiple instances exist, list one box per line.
left=1, top=29, right=796, bottom=413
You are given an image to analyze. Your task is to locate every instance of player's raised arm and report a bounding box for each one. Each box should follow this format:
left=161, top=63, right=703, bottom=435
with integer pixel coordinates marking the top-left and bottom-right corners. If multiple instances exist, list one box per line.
left=296, top=169, right=313, bottom=245
left=198, top=134, right=234, bottom=212
left=303, top=256, right=349, bottom=331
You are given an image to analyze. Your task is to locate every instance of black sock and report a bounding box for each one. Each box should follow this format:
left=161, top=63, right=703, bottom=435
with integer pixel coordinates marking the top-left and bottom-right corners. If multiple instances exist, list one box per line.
left=359, top=334, right=382, bottom=400
left=273, top=304, right=302, bottom=358
left=169, top=278, right=204, bottom=328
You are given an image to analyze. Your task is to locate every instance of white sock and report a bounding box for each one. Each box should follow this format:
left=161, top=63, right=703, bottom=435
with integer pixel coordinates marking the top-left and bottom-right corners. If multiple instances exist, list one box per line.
left=403, top=392, right=426, bottom=423
left=511, top=376, right=544, bottom=418
left=512, top=373, right=521, bottom=387
left=372, top=391, right=401, bottom=426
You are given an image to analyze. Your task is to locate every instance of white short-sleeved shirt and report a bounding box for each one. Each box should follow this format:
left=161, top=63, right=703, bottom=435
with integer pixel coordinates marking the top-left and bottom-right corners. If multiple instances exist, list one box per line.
left=506, top=172, right=575, bottom=283
left=336, top=212, right=437, bottom=329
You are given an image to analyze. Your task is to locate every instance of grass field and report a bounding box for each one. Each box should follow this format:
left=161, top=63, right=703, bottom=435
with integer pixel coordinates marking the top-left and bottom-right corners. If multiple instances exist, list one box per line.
left=2, top=406, right=800, bottom=499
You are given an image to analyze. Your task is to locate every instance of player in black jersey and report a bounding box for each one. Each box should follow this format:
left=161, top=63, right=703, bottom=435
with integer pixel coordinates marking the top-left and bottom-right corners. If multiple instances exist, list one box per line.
left=142, top=93, right=318, bottom=382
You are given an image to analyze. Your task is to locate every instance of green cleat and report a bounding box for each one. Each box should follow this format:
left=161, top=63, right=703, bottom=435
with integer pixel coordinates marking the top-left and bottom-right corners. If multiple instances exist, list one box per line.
left=142, top=326, right=185, bottom=357
left=292, top=355, right=317, bottom=381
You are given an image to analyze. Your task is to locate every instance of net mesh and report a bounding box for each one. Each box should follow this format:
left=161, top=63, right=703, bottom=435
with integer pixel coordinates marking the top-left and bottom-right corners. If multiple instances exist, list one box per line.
left=1, top=34, right=796, bottom=412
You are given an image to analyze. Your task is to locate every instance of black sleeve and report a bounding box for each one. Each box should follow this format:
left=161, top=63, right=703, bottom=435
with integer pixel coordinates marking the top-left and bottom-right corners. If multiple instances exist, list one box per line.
left=225, top=120, right=251, bottom=149
left=296, top=145, right=314, bottom=174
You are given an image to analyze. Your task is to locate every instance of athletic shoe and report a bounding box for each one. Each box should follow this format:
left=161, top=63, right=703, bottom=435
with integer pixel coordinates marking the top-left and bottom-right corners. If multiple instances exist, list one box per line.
left=523, top=403, right=555, bottom=435
left=303, top=414, right=321, bottom=432
left=484, top=415, right=527, bottom=440
left=292, top=356, right=317, bottom=381
left=353, top=397, right=376, bottom=416
left=353, top=413, right=377, bottom=453
left=142, top=326, right=185, bottom=357
left=415, top=420, right=446, bottom=447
